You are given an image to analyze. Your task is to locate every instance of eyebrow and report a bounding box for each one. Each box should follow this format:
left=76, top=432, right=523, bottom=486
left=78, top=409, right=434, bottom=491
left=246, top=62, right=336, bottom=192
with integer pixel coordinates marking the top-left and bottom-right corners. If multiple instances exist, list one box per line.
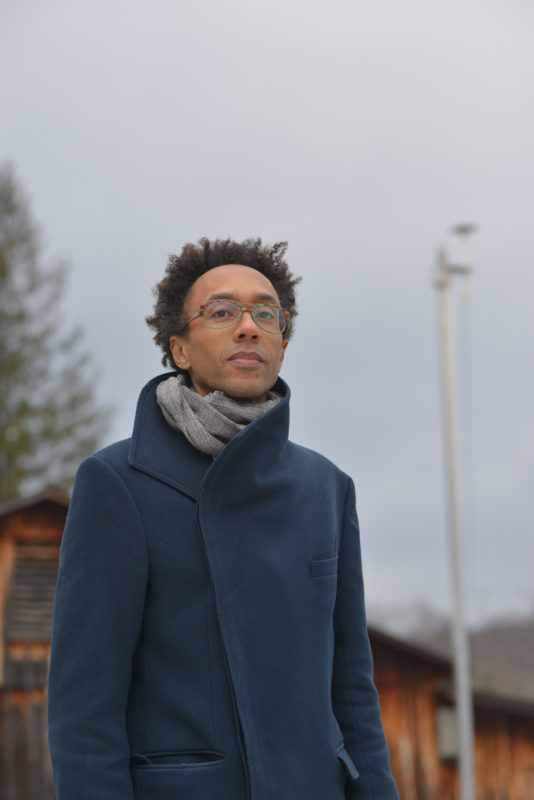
left=204, top=291, right=279, bottom=305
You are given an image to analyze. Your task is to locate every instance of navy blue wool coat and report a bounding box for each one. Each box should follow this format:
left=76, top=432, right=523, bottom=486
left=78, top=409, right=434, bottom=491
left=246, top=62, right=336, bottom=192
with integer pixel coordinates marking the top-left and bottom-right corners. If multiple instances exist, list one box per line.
left=48, top=374, right=398, bottom=800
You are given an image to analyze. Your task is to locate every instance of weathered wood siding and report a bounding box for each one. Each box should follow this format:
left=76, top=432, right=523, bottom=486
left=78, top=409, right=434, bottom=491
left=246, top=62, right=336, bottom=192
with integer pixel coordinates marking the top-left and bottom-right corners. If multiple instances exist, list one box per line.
left=372, top=629, right=534, bottom=800
left=0, top=680, right=54, bottom=800
left=372, top=631, right=450, bottom=800
left=472, top=703, right=534, bottom=800
left=0, top=495, right=66, bottom=800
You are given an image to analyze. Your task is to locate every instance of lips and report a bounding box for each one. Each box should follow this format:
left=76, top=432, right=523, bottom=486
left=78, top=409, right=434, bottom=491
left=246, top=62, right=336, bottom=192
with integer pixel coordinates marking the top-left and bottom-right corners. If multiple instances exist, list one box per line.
left=228, top=351, right=264, bottom=365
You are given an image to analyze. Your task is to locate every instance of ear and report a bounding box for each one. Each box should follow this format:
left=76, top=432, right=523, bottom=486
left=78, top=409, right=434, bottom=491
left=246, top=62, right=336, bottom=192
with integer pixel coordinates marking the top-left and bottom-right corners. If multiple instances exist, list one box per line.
left=279, top=338, right=289, bottom=368
left=170, top=335, right=192, bottom=371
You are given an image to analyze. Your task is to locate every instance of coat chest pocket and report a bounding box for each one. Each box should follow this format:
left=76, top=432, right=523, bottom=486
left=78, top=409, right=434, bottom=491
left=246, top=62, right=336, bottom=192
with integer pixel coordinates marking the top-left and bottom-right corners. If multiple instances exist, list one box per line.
left=131, top=750, right=238, bottom=800
left=310, top=555, right=338, bottom=578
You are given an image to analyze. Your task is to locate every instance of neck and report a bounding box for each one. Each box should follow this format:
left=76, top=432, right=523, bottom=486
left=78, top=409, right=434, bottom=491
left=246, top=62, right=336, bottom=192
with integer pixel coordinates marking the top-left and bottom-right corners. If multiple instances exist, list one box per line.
left=187, top=373, right=269, bottom=404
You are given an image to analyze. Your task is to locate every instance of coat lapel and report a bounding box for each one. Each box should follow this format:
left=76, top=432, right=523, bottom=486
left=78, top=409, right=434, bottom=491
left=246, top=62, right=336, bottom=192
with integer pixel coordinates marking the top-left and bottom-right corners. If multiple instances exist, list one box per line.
left=128, top=373, right=212, bottom=500
left=128, top=372, right=290, bottom=501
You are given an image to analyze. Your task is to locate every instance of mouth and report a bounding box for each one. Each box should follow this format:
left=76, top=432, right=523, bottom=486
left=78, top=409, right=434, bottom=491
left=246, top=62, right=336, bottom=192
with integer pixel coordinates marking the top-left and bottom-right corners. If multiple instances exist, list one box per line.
left=228, top=351, right=264, bottom=366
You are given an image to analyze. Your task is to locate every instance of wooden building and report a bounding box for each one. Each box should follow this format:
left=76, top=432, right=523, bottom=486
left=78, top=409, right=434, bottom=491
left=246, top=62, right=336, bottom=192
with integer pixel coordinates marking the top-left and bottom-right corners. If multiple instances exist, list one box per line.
left=372, top=627, right=452, bottom=800
left=373, top=627, right=534, bottom=800
left=0, top=490, right=533, bottom=800
left=0, top=489, right=68, bottom=800
left=460, top=690, right=534, bottom=800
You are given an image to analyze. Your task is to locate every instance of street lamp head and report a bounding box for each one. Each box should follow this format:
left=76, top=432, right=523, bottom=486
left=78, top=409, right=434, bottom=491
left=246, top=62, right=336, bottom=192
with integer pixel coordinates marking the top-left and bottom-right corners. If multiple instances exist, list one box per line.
left=451, top=223, right=477, bottom=277
left=452, top=223, right=477, bottom=237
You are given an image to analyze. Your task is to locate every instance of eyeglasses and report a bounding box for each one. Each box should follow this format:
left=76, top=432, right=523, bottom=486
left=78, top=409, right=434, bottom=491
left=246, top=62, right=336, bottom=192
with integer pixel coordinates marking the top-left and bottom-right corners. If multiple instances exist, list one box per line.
left=181, top=299, right=290, bottom=334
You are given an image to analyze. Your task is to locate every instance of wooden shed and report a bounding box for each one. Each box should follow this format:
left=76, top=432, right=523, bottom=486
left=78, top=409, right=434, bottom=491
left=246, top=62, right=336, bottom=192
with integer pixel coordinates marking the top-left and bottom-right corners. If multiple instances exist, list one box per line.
left=0, top=489, right=68, bottom=800
left=472, top=691, right=534, bottom=800
left=370, top=625, right=451, bottom=800
left=436, top=687, right=534, bottom=800
left=370, top=626, right=534, bottom=800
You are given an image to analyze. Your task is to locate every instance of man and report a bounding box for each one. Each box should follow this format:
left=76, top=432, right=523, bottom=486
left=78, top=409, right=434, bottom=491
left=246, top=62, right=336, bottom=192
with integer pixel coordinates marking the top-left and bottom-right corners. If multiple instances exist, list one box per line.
left=48, top=237, right=398, bottom=800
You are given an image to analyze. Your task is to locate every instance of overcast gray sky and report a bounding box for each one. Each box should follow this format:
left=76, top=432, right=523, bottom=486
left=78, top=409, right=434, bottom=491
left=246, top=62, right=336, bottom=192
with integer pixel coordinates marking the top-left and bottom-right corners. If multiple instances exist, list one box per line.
left=2, top=0, right=533, bottom=624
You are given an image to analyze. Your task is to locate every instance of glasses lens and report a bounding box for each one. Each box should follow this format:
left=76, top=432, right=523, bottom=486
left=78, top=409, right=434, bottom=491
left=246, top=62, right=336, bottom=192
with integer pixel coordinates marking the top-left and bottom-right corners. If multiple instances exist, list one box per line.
left=202, top=301, right=288, bottom=332
left=203, top=301, right=241, bottom=328
left=251, top=305, right=285, bottom=332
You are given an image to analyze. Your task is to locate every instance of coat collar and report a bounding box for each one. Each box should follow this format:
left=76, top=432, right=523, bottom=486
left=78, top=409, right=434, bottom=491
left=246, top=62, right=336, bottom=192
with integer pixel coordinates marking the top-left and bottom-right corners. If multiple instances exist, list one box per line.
left=128, top=372, right=291, bottom=500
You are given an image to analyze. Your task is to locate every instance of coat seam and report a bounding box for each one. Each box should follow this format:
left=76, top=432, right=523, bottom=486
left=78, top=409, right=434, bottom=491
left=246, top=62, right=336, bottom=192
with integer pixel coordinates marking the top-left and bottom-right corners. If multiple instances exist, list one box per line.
left=206, top=604, right=218, bottom=744
left=92, top=455, right=150, bottom=566
left=93, top=454, right=152, bottom=740
left=335, top=630, right=374, bottom=799
left=232, top=541, right=277, bottom=799
left=196, top=503, right=252, bottom=797
left=335, top=475, right=375, bottom=799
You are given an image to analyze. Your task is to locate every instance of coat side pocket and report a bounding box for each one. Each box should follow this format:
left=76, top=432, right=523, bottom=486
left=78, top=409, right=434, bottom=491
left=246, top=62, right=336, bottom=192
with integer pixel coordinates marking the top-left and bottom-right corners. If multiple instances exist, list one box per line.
left=130, top=750, right=243, bottom=800
left=310, top=555, right=339, bottom=578
left=336, top=746, right=359, bottom=781
left=131, top=749, right=225, bottom=769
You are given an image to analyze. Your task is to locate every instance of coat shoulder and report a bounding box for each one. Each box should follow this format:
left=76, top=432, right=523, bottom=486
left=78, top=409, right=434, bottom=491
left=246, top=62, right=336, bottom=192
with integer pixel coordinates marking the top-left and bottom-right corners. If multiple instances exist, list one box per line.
left=286, top=440, right=352, bottom=488
left=78, top=438, right=132, bottom=481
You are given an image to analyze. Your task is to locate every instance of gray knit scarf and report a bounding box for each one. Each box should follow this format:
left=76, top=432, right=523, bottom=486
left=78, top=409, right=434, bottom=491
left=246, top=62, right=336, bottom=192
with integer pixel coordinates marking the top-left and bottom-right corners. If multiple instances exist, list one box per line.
left=156, top=373, right=281, bottom=457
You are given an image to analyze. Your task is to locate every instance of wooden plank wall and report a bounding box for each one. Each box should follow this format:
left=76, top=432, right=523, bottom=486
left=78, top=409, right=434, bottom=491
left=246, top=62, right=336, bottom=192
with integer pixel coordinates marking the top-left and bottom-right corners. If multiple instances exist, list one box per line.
left=0, top=501, right=63, bottom=800
left=372, top=632, right=534, bottom=800
left=0, top=678, right=54, bottom=800
left=373, top=637, right=448, bottom=800
left=473, top=707, right=534, bottom=800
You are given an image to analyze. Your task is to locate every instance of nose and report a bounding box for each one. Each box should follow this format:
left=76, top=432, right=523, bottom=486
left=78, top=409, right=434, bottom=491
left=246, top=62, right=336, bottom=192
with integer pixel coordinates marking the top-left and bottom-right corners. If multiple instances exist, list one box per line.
left=233, top=308, right=259, bottom=340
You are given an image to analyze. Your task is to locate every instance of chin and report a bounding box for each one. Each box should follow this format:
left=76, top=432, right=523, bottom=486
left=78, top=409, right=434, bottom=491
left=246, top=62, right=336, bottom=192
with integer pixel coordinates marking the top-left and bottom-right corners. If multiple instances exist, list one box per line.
left=223, top=379, right=270, bottom=403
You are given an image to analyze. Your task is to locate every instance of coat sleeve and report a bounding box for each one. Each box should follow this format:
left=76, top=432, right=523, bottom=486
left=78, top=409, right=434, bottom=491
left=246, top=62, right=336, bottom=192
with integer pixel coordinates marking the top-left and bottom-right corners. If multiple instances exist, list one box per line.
left=48, top=454, right=148, bottom=800
left=332, top=477, right=399, bottom=800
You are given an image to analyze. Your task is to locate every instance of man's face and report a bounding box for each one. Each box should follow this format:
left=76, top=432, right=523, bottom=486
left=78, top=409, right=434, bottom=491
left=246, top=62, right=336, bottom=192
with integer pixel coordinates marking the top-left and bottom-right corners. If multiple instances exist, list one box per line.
left=169, top=264, right=289, bottom=402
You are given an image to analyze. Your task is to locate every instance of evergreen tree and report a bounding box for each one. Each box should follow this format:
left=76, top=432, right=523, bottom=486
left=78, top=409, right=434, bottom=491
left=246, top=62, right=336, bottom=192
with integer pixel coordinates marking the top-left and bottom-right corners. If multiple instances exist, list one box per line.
left=0, top=163, right=111, bottom=501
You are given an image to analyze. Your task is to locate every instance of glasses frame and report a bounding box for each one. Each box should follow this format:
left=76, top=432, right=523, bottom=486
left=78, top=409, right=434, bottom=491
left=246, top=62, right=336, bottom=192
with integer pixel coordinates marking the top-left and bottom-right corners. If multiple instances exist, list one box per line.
left=180, top=299, right=291, bottom=334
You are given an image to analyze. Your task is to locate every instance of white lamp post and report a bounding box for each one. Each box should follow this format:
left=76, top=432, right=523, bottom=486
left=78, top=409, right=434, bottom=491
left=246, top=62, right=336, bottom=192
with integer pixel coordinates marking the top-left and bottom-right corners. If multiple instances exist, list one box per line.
left=433, top=224, right=476, bottom=800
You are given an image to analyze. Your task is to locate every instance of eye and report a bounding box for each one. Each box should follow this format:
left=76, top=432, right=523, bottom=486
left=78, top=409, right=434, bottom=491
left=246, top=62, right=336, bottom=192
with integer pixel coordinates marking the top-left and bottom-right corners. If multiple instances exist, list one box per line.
left=205, top=301, right=237, bottom=320
left=256, top=306, right=276, bottom=320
